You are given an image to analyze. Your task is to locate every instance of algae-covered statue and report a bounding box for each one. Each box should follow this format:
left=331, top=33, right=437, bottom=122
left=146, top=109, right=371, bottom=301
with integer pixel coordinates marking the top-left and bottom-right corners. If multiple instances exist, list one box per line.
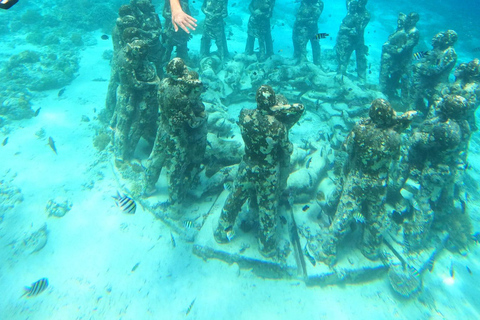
left=401, top=94, right=472, bottom=253
left=313, top=99, right=416, bottom=265
left=292, top=0, right=324, bottom=66
left=214, top=85, right=304, bottom=257
left=410, top=30, right=458, bottom=114
left=245, top=0, right=276, bottom=61
left=110, top=39, right=160, bottom=163
left=379, top=12, right=420, bottom=102
left=200, top=0, right=229, bottom=61
left=144, top=58, right=207, bottom=212
left=335, top=0, right=370, bottom=82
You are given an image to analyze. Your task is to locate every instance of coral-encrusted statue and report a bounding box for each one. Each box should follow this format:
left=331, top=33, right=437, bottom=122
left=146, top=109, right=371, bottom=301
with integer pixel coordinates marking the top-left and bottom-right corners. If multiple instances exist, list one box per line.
left=335, top=0, right=370, bottom=82
left=245, top=0, right=276, bottom=61
left=410, top=30, right=458, bottom=114
left=214, top=85, right=304, bottom=257
left=162, top=0, right=192, bottom=63
left=144, top=58, right=207, bottom=212
left=292, top=0, right=324, bottom=66
left=200, top=0, right=229, bottom=60
left=312, top=99, right=416, bottom=265
left=379, top=12, right=420, bottom=102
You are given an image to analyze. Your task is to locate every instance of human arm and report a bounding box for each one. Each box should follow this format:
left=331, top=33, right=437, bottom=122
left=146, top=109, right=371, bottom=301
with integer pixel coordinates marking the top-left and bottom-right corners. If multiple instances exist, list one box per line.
left=169, top=0, right=197, bottom=33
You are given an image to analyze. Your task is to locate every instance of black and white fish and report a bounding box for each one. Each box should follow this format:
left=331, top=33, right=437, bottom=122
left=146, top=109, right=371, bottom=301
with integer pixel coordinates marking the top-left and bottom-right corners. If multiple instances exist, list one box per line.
left=302, top=205, right=310, bottom=212
left=313, top=33, right=329, bottom=40
left=112, top=192, right=136, bottom=214
left=353, top=212, right=366, bottom=224
left=426, top=255, right=435, bottom=272
left=186, top=298, right=196, bottom=315
left=223, top=181, right=234, bottom=192
left=22, top=278, right=48, bottom=297
left=413, top=51, right=428, bottom=60
left=183, top=220, right=194, bottom=229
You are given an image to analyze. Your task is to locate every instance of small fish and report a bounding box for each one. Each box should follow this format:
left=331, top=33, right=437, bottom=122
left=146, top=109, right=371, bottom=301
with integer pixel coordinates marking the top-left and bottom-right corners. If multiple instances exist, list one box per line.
left=408, top=265, right=420, bottom=278
left=353, top=212, right=366, bottom=224
left=223, top=181, right=233, bottom=192
left=304, top=245, right=316, bottom=267
left=131, top=262, right=140, bottom=272
left=186, top=298, right=196, bottom=316
left=112, top=192, right=136, bottom=214
left=466, top=266, right=472, bottom=274
left=170, top=232, right=176, bottom=248
left=22, top=278, right=49, bottom=297
left=101, top=34, right=109, bottom=40
left=413, top=51, right=428, bottom=60
left=302, top=205, right=310, bottom=212
left=305, top=157, right=312, bottom=169
left=2, top=137, right=8, bottom=146
left=313, top=33, right=329, bottom=40
left=450, top=261, right=455, bottom=278
left=34, top=107, right=41, bottom=117
left=426, top=256, right=435, bottom=272
left=48, top=136, right=57, bottom=154
left=278, top=49, right=283, bottom=53
left=183, top=220, right=194, bottom=229
left=58, top=88, right=66, bottom=97
left=225, top=226, right=234, bottom=241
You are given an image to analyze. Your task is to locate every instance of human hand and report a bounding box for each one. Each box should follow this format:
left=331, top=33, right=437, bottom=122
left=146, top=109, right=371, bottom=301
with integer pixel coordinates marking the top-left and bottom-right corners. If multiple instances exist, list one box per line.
left=172, top=10, right=197, bottom=34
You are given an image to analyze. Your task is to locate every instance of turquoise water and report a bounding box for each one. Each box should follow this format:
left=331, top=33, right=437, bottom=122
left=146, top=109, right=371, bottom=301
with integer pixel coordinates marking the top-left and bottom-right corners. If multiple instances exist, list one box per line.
left=1, top=1, right=479, bottom=319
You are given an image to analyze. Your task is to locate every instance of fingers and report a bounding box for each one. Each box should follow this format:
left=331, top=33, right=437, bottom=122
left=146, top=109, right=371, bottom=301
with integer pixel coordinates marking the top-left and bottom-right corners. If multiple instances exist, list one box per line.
left=172, top=18, right=179, bottom=32
left=173, top=13, right=197, bottom=33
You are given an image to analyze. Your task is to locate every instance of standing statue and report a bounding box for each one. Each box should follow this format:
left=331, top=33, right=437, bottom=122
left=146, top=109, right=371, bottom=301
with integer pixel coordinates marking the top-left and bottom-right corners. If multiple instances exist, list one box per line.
left=379, top=12, right=420, bottom=103
left=292, top=0, right=324, bottom=66
left=214, top=85, right=304, bottom=257
left=335, top=0, right=370, bottom=82
left=144, top=58, right=207, bottom=212
left=245, top=0, right=276, bottom=61
left=201, top=0, right=229, bottom=61
left=162, top=0, right=192, bottom=62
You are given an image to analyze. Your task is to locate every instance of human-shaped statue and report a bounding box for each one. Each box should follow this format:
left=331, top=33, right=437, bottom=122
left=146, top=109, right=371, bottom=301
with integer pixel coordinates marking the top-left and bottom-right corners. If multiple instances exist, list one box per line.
left=106, top=0, right=163, bottom=117
left=448, top=59, right=480, bottom=131
left=144, top=58, right=207, bottom=209
left=410, top=30, right=458, bottom=115
left=335, top=0, right=370, bottom=82
left=201, top=0, right=229, bottom=61
left=312, top=99, right=416, bottom=265
left=162, top=0, right=192, bottom=62
left=292, top=0, right=324, bottom=66
left=379, top=12, right=420, bottom=102
left=402, top=94, right=472, bottom=252
left=110, top=39, right=160, bottom=163
left=214, top=85, right=304, bottom=257
left=245, top=0, right=276, bottom=61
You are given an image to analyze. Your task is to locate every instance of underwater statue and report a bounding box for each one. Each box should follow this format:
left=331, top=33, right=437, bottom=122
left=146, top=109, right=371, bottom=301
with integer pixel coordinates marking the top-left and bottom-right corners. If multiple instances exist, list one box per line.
left=410, top=30, right=458, bottom=115
left=312, top=99, right=416, bottom=266
left=200, top=0, right=229, bottom=61
left=106, top=0, right=163, bottom=118
left=214, top=85, right=304, bottom=258
left=335, top=0, right=370, bottom=82
left=379, top=12, right=420, bottom=103
left=144, top=58, right=207, bottom=212
left=245, top=0, right=276, bottom=61
left=162, top=0, right=192, bottom=63
left=401, top=94, right=472, bottom=253
left=292, top=0, right=324, bottom=66
left=448, top=59, right=480, bottom=131
left=110, top=39, right=160, bottom=163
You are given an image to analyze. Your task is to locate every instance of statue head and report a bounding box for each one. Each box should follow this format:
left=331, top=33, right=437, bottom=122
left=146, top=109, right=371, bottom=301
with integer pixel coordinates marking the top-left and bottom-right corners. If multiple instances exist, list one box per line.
left=438, top=95, right=468, bottom=120
left=256, top=85, right=276, bottom=113
left=166, top=57, right=188, bottom=77
left=369, top=98, right=396, bottom=127
left=432, top=30, right=458, bottom=50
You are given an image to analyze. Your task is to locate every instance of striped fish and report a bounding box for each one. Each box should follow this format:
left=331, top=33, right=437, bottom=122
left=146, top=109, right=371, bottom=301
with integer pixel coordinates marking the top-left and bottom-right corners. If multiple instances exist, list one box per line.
left=183, top=220, right=194, bottom=229
left=413, top=51, right=428, bottom=60
left=22, top=278, right=48, bottom=297
left=113, top=192, right=136, bottom=214
left=313, top=33, right=329, bottom=40
left=353, top=212, right=366, bottom=224
left=223, top=182, right=233, bottom=192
